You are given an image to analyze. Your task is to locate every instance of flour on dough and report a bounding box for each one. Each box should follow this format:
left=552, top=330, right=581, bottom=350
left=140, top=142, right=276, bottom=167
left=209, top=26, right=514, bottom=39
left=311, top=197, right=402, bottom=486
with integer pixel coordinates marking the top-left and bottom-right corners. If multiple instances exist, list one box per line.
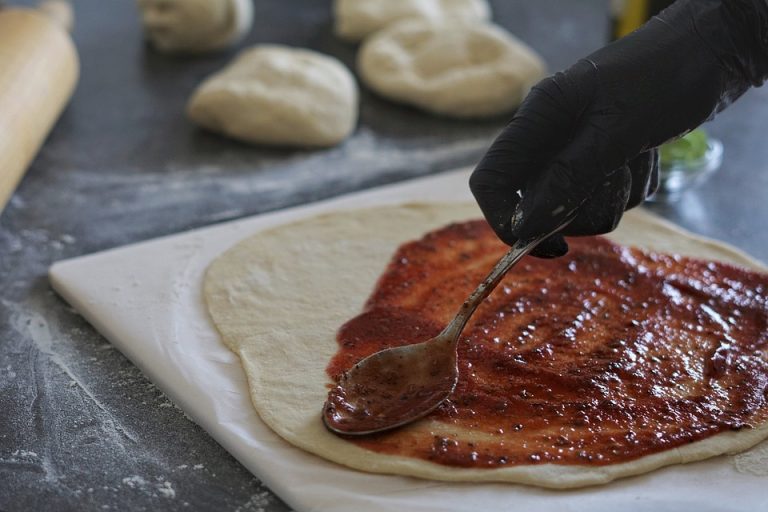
left=187, top=45, right=358, bottom=147
left=334, top=0, right=491, bottom=42
left=137, top=0, right=252, bottom=54
left=358, top=19, right=545, bottom=118
left=204, top=203, right=768, bottom=487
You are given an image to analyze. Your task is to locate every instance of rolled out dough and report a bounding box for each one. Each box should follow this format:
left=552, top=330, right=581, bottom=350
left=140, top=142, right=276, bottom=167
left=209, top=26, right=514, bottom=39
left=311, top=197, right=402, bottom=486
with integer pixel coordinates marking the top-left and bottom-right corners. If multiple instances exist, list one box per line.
left=203, top=203, right=768, bottom=488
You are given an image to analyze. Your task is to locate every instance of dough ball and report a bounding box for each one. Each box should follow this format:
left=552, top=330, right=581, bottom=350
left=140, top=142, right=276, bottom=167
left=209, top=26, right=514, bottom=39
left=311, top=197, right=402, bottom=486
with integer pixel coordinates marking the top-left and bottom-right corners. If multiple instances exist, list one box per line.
left=187, top=46, right=358, bottom=147
left=334, top=0, right=491, bottom=42
left=358, top=19, right=546, bottom=118
left=137, top=0, right=253, bottom=54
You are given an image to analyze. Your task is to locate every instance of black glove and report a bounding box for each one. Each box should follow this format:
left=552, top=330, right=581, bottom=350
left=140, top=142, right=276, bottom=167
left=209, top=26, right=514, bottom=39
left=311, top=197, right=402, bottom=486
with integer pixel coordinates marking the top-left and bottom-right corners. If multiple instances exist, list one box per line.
left=470, top=0, right=768, bottom=257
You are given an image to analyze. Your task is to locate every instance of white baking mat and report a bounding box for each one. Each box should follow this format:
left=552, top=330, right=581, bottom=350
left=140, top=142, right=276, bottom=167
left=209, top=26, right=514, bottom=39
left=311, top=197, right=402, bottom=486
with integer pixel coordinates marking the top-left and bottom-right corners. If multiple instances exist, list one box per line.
left=49, top=168, right=768, bottom=512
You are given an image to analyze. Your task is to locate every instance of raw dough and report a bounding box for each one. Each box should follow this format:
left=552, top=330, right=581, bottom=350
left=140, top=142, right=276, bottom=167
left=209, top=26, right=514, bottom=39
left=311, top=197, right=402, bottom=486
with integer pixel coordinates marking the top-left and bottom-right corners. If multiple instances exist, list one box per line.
left=187, top=45, right=358, bottom=147
left=334, top=0, right=491, bottom=42
left=204, top=203, right=768, bottom=487
left=137, top=0, right=253, bottom=54
left=358, top=19, right=546, bottom=118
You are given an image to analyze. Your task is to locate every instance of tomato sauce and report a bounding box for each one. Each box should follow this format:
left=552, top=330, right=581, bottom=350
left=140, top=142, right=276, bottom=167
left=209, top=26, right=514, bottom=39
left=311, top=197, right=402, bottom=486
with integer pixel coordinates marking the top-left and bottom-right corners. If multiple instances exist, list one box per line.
left=326, top=220, right=768, bottom=467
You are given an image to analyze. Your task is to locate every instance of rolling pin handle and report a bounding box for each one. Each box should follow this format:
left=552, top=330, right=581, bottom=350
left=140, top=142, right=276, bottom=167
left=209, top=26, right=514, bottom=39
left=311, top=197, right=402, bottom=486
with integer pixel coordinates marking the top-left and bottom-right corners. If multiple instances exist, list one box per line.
left=0, top=1, right=79, bottom=215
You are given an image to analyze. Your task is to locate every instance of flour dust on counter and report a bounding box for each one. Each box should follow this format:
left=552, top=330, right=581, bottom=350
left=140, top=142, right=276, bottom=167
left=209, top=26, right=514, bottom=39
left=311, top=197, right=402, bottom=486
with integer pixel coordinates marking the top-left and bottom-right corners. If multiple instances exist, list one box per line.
left=49, top=127, right=493, bottom=240
left=2, top=290, right=289, bottom=511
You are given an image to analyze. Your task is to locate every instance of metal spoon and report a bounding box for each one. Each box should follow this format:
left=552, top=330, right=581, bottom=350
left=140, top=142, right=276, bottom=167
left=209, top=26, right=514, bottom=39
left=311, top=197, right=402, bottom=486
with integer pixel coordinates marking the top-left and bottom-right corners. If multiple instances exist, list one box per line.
left=322, top=228, right=559, bottom=436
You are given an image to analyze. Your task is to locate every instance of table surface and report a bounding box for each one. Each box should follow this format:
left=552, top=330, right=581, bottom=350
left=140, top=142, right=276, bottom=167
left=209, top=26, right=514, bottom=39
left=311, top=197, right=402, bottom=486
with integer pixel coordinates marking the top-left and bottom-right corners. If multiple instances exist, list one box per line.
left=2, top=1, right=767, bottom=511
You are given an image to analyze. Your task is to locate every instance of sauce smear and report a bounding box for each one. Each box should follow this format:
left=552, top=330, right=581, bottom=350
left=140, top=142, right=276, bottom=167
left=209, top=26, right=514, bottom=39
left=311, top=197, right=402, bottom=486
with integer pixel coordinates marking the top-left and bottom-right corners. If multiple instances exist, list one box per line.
left=326, top=220, right=768, bottom=468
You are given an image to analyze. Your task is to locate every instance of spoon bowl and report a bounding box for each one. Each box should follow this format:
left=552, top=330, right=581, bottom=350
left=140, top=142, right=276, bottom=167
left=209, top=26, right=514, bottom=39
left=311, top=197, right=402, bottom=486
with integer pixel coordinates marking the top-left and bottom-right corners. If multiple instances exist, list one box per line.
left=323, top=336, right=457, bottom=435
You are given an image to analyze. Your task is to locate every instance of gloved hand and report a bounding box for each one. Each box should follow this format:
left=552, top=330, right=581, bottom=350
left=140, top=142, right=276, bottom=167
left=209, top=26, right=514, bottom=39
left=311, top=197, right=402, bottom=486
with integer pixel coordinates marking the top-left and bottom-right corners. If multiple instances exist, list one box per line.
left=470, top=0, right=768, bottom=257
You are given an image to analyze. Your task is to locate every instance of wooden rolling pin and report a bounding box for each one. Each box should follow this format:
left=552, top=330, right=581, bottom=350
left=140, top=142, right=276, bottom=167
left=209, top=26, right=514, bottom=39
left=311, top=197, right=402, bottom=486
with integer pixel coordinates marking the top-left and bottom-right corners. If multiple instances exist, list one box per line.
left=0, top=1, right=79, bottom=214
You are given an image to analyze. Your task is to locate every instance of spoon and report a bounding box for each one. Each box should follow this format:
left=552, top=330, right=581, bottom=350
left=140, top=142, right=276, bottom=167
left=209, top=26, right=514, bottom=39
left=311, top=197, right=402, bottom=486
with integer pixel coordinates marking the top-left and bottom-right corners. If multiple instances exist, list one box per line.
left=322, top=227, right=561, bottom=436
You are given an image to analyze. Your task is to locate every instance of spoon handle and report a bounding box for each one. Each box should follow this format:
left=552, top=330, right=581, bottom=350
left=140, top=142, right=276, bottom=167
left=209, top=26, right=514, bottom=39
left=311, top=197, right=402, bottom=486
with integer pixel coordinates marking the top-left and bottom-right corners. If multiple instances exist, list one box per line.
left=442, top=223, right=569, bottom=340
left=441, top=238, right=538, bottom=339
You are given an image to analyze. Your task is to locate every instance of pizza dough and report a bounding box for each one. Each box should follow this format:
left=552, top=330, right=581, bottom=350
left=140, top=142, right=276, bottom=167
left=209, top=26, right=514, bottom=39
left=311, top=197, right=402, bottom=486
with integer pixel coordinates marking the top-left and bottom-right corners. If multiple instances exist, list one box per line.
left=187, top=45, right=358, bottom=147
left=137, top=0, right=252, bottom=54
left=358, top=19, right=546, bottom=118
left=204, top=203, right=768, bottom=487
left=334, top=0, right=491, bottom=42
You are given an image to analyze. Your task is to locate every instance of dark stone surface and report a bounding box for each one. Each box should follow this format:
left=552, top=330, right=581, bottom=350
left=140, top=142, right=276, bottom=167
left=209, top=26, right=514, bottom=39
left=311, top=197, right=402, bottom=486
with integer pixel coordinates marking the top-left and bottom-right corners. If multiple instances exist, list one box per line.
left=1, top=0, right=766, bottom=511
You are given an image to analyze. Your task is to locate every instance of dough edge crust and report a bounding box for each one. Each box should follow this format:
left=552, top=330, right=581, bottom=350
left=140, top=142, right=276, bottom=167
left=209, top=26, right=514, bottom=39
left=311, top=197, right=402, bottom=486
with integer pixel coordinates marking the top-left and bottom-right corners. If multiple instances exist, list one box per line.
left=203, top=203, right=768, bottom=488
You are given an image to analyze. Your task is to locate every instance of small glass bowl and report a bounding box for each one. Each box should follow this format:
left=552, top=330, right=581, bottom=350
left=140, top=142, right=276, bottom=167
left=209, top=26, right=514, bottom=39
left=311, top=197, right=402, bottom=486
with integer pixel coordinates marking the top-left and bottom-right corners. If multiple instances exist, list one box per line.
left=648, top=139, right=723, bottom=203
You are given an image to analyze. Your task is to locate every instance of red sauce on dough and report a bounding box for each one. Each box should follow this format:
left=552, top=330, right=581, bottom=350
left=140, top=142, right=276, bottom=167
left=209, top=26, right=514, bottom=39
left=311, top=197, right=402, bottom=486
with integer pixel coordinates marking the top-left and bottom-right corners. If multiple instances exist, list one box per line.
left=326, top=220, right=768, bottom=467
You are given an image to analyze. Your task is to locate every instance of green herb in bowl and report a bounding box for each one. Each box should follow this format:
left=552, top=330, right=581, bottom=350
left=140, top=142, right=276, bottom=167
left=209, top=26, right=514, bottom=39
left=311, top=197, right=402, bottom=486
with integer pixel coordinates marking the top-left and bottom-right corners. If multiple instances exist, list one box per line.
left=660, top=129, right=709, bottom=167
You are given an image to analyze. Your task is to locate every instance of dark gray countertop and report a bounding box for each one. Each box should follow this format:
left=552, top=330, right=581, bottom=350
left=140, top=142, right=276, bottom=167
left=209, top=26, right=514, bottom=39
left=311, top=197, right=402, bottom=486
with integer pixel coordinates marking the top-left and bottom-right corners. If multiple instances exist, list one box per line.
left=1, top=1, right=767, bottom=511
